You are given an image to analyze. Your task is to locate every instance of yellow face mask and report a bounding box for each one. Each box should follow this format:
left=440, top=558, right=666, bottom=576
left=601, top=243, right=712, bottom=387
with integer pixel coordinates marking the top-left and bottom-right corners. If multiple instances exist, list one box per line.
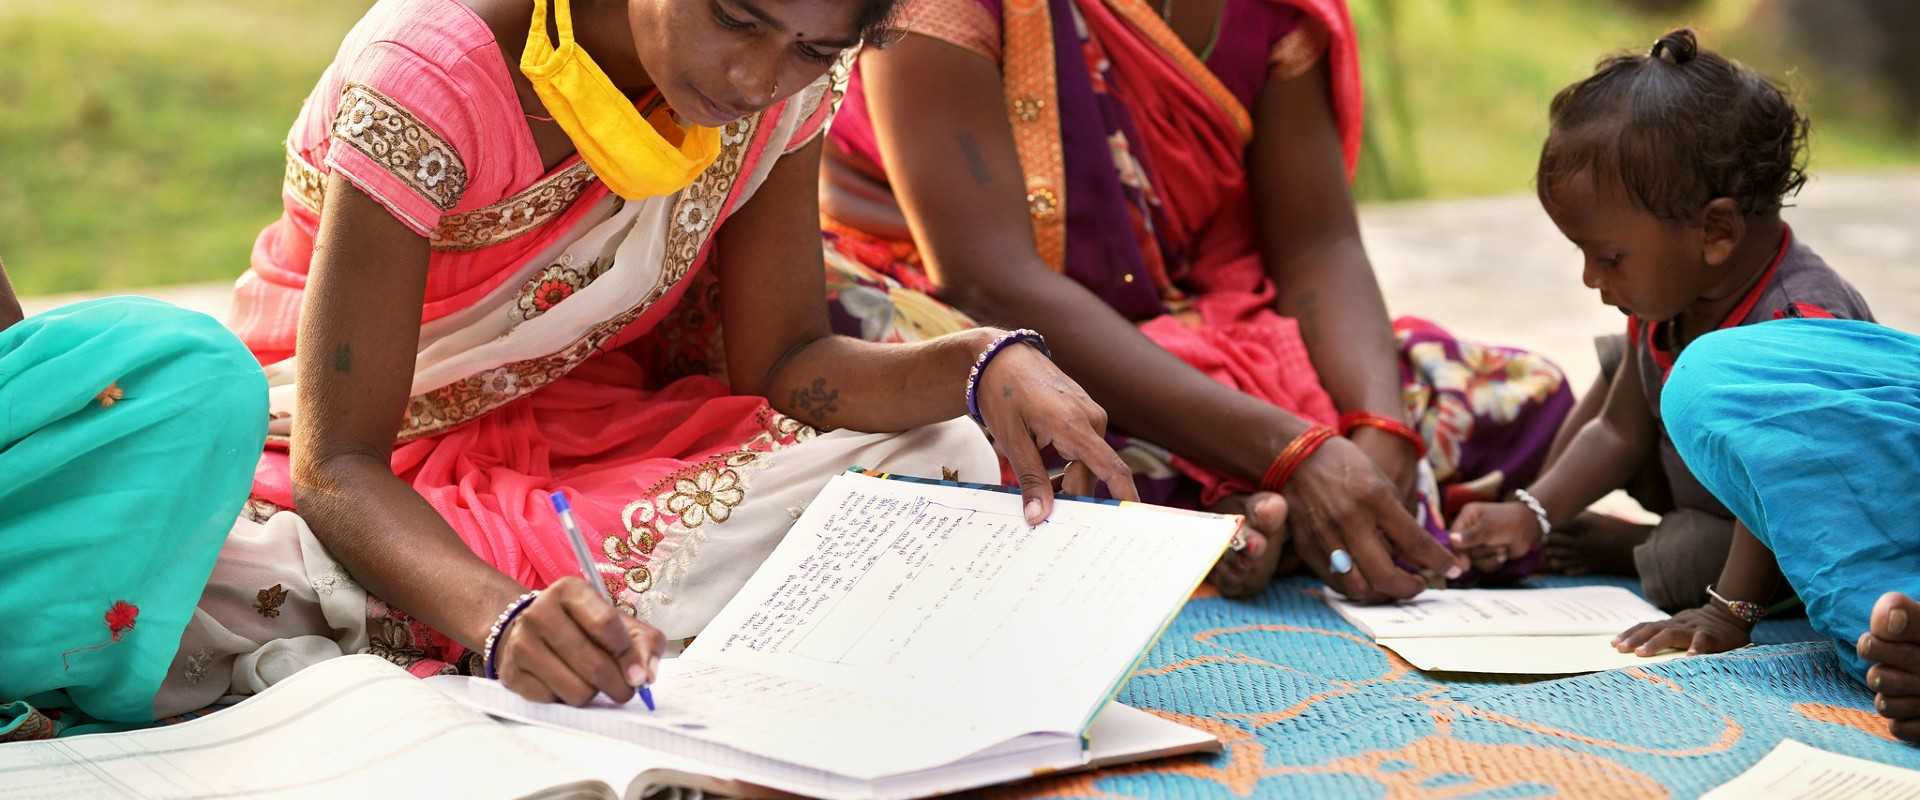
left=521, top=0, right=723, bottom=199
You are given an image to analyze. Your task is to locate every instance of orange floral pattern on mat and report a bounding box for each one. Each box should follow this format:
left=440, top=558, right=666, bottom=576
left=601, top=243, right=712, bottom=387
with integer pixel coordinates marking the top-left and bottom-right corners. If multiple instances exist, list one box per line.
left=1796, top=702, right=1897, bottom=742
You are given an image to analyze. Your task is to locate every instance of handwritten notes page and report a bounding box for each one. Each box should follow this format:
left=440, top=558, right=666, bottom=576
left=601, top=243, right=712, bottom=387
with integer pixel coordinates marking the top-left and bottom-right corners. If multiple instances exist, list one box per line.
left=0, top=656, right=639, bottom=800
left=1704, top=740, right=1920, bottom=800
left=593, top=472, right=1235, bottom=781
left=1323, top=586, right=1679, bottom=675
left=1325, top=586, right=1669, bottom=638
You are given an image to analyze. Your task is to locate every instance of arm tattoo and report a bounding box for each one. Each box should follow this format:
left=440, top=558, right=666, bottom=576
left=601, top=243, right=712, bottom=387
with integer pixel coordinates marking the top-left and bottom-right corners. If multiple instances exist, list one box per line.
left=957, top=132, right=992, bottom=186
left=789, top=377, right=841, bottom=424
left=333, top=343, right=352, bottom=373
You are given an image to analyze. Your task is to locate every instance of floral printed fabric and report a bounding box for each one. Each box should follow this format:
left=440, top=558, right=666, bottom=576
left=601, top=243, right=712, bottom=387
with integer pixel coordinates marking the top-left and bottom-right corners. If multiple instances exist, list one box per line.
left=818, top=266, right=1575, bottom=581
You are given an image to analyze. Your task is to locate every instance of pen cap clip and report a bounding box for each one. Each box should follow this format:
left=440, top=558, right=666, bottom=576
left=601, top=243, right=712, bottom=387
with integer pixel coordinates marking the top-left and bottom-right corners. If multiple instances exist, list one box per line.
left=550, top=490, right=573, bottom=515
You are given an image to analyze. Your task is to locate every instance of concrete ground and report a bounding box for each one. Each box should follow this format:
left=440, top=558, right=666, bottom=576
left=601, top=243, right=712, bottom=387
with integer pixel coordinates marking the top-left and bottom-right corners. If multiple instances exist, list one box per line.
left=1364, top=170, right=1920, bottom=391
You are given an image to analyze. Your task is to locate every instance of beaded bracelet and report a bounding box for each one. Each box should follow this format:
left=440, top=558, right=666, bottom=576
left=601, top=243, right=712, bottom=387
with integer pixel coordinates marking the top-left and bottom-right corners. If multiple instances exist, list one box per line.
left=1259, top=425, right=1337, bottom=493
left=965, top=329, right=1052, bottom=427
left=1706, top=584, right=1769, bottom=624
left=1512, top=488, right=1553, bottom=538
left=482, top=590, right=541, bottom=680
left=1338, top=411, right=1428, bottom=458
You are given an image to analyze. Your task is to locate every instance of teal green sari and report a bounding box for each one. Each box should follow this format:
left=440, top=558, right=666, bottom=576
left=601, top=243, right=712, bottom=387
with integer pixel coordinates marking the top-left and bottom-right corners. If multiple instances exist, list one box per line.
left=0, top=297, right=265, bottom=738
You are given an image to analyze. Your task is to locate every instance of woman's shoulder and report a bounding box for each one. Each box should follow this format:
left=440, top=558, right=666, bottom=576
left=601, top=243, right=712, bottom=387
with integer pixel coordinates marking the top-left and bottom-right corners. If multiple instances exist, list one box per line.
left=290, top=0, right=528, bottom=237
left=894, top=0, right=1004, bottom=61
left=335, top=0, right=505, bottom=72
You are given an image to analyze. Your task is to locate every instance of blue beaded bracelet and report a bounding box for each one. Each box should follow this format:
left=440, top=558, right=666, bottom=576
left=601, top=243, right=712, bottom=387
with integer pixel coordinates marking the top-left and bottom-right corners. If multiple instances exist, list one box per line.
left=965, top=328, right=1051, bottom=427
left=482, top=590, right=541, bottom=680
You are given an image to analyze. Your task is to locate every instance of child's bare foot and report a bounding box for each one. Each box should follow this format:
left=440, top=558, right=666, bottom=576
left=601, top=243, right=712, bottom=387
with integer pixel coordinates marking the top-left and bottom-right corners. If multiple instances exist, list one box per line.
left=1207, top=492, right=1287, bottom=598
left=1860, top=592, right=1920, bottom=743
left=1542, top=512, right=1650, bottom=576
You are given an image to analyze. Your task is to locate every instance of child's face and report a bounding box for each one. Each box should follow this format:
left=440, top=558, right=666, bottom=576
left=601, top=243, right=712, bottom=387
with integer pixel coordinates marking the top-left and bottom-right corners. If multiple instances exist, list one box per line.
left=1543, top=172, right=1712, bottom=322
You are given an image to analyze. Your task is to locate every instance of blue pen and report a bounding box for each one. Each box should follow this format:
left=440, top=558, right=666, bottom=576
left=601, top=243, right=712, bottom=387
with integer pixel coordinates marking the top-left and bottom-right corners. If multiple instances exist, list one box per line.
left=549, top=490, right=656, bottom=711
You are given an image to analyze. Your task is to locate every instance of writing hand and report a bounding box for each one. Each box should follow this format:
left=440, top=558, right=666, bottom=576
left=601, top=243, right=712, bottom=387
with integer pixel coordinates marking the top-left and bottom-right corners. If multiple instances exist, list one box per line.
left=496, top=577, right=666, bottom=706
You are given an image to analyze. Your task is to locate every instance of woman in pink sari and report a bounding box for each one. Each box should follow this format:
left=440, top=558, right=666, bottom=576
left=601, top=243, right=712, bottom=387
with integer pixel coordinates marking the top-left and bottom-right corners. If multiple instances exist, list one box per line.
left=820, top=0, right=1572, bottom=599
left=148, top=0, right=1134, bottom=713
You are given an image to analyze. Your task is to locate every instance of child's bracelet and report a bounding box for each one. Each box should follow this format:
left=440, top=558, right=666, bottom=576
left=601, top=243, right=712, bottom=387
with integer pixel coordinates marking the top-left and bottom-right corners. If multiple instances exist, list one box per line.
left=1512, top=488, right=1552, bottom=538
left=1706, top=584, right=1769, bottom=624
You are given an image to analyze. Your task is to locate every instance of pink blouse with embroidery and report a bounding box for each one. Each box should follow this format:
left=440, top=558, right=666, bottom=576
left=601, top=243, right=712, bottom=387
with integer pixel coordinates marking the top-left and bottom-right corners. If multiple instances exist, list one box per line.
left=231, top=0, right=841, bottom=367
left=233, top=0, right=616, bottom=363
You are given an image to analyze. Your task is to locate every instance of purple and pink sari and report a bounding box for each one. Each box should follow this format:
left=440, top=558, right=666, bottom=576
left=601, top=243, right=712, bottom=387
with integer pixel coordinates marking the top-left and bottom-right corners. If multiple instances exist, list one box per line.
left=820, top=0, right=1572, bottom=572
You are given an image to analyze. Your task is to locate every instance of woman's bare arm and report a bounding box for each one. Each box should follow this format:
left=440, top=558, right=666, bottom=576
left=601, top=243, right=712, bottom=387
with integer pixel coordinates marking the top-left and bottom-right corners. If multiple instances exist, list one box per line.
left=717, top=136, right=1137, bottom=520
left=1250, top=60, right=1415, bottom=493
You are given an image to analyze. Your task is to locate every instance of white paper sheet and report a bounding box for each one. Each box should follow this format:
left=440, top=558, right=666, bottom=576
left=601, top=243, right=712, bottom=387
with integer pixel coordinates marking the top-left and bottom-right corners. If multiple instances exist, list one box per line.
left=1321, top=586, right=1676, bottom=675
left=1324, top=586, right=1669, bottom=639
left=1704, top=739, right=1920, bottom=800
left=1379, top=634, right=1683, bottom=675
left=0, top=656, right=622, bottom=800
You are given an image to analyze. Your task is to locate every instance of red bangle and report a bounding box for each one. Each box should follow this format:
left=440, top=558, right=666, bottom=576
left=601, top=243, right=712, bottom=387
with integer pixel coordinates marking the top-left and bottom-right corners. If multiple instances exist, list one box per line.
left=1338, top=411, right=1427, bottom=458
left=1260, top=425, right=1337, bottom=492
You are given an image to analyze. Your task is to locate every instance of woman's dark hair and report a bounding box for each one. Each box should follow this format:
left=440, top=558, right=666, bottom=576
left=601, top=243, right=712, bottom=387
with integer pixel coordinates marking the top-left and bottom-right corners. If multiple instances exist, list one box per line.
left=1537, top=28, right=1810, bottom=221
left=855, top=0, right=905, bottom=46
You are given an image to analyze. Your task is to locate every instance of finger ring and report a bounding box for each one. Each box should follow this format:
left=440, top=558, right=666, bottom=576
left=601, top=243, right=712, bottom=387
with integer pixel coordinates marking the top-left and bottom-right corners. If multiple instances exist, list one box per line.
left=1048, top=461, right=1077, bottom=487
left=1329, top=548, right=1353, bottom=574
left=1230, top=530, right=1248, bottom=551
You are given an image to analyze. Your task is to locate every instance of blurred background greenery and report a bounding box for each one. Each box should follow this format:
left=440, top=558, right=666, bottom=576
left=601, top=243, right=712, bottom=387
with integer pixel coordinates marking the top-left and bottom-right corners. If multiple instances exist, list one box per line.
left=0, top=0, right=1914, bottom=294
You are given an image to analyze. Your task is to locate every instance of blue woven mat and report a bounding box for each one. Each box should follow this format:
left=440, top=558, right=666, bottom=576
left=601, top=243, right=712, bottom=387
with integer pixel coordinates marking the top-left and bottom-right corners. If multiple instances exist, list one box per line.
left=990, top=575, right=1919, bottom=799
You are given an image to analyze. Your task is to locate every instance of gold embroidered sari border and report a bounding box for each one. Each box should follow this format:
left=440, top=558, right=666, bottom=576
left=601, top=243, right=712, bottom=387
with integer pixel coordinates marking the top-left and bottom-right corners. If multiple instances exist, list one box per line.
left=281, top=153, right=601, bottom=253
left=432, top=161, right=599, bottom=252
left=395, top=116, right=761, bottom=442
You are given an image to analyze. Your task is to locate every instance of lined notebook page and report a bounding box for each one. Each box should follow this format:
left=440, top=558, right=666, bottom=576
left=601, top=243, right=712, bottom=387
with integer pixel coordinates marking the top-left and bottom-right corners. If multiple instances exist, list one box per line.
left=690, top=473, right=1237, bottom=752
left=448, top=472, right=1236, bottom=785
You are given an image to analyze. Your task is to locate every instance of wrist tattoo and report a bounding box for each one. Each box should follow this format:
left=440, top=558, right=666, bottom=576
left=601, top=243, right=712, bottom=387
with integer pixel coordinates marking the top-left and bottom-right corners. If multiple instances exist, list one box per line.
left=333, top=343, right=352, bottom=373
left=789, top=377, right=841, bottom=424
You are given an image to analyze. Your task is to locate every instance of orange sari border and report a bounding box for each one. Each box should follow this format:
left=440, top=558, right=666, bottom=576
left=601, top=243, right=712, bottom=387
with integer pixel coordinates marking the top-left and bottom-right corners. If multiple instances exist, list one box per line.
left=1001, top=0, right=1069, bottom=272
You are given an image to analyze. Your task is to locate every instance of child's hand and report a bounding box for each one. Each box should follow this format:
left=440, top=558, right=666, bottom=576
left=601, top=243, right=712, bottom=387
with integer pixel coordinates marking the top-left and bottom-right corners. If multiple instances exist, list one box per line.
left=1613, top=604, right=1751, bottom=657
left=1448, top=501, right=1544, bottom=573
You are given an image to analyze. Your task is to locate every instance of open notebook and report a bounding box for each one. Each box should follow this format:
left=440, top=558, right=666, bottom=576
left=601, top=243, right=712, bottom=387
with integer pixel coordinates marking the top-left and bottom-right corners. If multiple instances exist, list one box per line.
left=1323, top=585, right=1681, bottom=674
left=0, top=655, right=1212, bottom=800
left=434, top=469, right=1239, bottom=798
left=0, top=470, right=1233, bottom=799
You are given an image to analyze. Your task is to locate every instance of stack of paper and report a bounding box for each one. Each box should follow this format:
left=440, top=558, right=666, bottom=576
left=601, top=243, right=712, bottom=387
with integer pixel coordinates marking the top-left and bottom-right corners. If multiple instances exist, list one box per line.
left=1322, top=585, right=1680, bottom=675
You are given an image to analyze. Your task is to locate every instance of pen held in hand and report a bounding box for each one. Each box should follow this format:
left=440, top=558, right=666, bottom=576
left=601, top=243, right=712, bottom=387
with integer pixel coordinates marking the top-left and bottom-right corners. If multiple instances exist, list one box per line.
left=549, top=490, right=656, bottom=712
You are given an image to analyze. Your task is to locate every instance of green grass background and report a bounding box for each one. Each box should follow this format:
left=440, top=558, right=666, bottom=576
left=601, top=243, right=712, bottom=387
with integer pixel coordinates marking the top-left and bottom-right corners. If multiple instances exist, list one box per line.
left=0, top=0, right=1913, bottom=294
